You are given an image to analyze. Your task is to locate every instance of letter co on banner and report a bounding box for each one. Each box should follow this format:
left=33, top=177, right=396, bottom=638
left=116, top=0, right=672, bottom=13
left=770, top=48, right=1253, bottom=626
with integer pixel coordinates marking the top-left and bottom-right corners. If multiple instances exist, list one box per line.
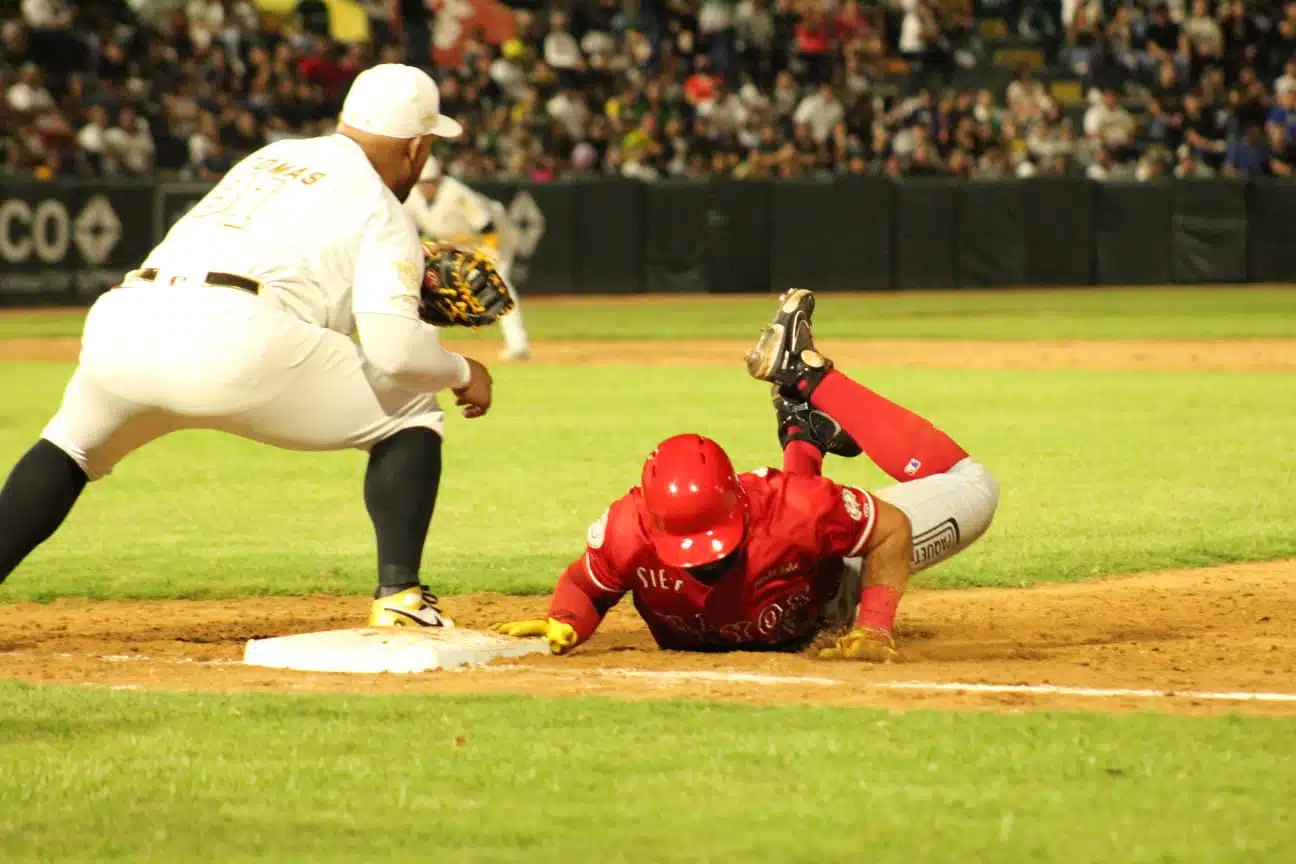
left=0, top=182, right=154, bottom=302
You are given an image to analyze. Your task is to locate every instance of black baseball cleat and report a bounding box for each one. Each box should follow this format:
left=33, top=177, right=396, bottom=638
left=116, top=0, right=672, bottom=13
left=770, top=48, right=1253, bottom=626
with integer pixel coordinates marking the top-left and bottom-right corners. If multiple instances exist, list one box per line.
left=745, top=289, right=834, bottom=398
left=772, top=386, right=861, bottom=458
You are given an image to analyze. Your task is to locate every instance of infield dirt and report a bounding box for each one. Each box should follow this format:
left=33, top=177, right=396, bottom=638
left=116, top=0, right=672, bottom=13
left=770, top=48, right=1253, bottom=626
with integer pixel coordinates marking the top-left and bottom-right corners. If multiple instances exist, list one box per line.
left=2, top=331, right=1294, bottom=714
left=0, top=560, right=1292, bottom=715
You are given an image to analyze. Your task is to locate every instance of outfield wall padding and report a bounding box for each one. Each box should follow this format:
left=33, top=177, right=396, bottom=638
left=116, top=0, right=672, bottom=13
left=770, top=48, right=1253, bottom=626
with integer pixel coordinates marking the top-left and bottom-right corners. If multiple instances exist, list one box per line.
left=957, top=180, right=1028, bottom=288
left=1020, top=177, right=1095, bottom=287
left=705, top=179, right=772, bottom=294
left=1247, top=179, right=1296, bottom=283
left=1172, top=179, right=1248, bottom=284
left=894, top=179, right=958, bottom=290
left=641, top=181, right=710, bottom=294
left=572, top=178, right=642, bottom=295
left=1095, top=181, right=1175, bottom=286
left=2, top=177, right=1292, bottom=303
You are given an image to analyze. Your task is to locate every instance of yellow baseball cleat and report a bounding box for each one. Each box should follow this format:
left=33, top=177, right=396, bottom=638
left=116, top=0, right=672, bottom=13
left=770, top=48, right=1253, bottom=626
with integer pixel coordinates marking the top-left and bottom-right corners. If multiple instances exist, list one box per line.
left=369, top=585, right=454, bottom=628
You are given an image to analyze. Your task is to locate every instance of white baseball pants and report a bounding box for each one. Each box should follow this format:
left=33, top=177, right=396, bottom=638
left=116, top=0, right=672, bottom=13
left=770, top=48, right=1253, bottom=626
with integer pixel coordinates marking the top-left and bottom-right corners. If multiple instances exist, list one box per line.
left=824, top=457, right=1001, bottom=626
left=488, top=201, right=528, bottom=355
left=41, top=283, right=445, bottom=481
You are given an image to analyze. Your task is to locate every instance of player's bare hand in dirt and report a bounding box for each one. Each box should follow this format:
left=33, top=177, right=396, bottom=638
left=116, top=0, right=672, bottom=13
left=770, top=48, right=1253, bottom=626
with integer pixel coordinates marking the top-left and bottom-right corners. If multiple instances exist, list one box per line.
left=818, top=627, right=899, bottom=663
left=491, top=618, right=579, bottom=655
left=453, top=358, right=493, bottom=418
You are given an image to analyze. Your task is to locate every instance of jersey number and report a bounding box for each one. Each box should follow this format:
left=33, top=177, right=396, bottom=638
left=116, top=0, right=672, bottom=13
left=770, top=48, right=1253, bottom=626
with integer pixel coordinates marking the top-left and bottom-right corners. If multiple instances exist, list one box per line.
left=190, top=174, right=289, bottom=229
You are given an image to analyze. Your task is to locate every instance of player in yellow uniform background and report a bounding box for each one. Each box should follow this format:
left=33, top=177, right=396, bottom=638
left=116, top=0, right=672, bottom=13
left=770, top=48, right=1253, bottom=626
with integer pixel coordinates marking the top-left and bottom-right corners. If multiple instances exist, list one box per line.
left=404, top=158, right=531, bottom=361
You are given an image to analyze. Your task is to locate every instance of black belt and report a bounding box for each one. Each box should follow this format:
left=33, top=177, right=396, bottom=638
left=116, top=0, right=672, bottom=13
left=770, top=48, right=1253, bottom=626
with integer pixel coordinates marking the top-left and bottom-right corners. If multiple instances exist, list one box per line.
left=125, top=268, right=262, bottom=295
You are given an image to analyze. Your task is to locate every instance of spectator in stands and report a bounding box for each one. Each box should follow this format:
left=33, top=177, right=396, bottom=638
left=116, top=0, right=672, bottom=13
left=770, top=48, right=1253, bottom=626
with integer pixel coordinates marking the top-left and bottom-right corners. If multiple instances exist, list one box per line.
left=104, top=106, right=156, bottom=176
left=187, top=0, right=228, bottom=51
left=1278, top=59, right=1296, bottom=97
left=1175, top=147, right=1215, bottom=177
left=545, top=10, right=586, bottom=86
left=1268, top=86, right=1296, bottom=142
left=793, top=82, right=845, bottom=143
left=1218, top=0, right=1259, bottom=83
left=7, top=63, right=54, bottom=115
left=196, top=138, right=232, bottom=180
left=1181, top=90, right=1229, bottom=168
left=909, top=138, right=947, bottom=175
left=3, top=0, right=1284, bottom=185
left=1135, top=149, right=1165, bottom=180
left=1086, top=144, right=1119, bottom=179
left=1140, top=4, right=1188, bottom=76
left=793, top=6, right=835, bottom=85
left=1151, top=60, right=1185, bottom=117
left=1083, top=88, right=1137, bottom=159
left=1275, top=7, right=1296, bottom=79
left=76, top=104, right=110, bottom=174
left=1224, top=123, right=1269, bottom=177
left=1006, top=64, right=1054, bottom=122
left=1268, top=124, right=1296, bottom=176
left=1141, top=96, right=1179, bottom=151
left=223, top=108, right=265, bottom=160
left=1105, top=6, right=1138, bottom=77
left=22, top=0, right=71, bottom=30
left=1184, top=0, right=1224, bottom=75
left=697, top=0, right=736, bottom=75
left=735, top=0, right=778, bottom=88
left=21, top=0, right=83, bottom=75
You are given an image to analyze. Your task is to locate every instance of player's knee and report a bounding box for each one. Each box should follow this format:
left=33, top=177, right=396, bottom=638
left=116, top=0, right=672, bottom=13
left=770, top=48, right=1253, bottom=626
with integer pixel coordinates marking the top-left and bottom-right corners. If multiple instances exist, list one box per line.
left=950, top=457, right=1000, bottom=538
left=973, top=462, right=1001, bottom=522
left=366, top=419, right=444, bottom=453
left=35, top=434, right=98, bottom=482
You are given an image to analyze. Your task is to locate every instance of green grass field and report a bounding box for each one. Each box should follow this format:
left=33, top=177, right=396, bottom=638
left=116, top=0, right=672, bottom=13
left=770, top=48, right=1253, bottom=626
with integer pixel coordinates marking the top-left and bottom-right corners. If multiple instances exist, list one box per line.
left=0, top=289, right=1294, bottom=861
left=3, top=285, right=1296, bottom=341
left=2, top=685, right=1293, bottom=863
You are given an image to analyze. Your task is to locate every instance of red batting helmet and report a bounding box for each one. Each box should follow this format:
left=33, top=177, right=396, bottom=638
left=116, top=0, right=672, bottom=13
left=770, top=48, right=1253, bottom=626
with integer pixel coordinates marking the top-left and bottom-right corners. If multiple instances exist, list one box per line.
left=640, top=434, right=748, bottom=569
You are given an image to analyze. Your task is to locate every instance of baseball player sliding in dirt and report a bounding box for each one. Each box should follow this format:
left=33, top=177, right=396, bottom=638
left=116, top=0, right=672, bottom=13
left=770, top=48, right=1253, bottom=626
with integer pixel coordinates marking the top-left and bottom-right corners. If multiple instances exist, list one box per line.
left=404, top=157, right=531, bottom=361
left=494, top=290, right=1001, bottom=660
left=0, top=65, right=506, bottom=628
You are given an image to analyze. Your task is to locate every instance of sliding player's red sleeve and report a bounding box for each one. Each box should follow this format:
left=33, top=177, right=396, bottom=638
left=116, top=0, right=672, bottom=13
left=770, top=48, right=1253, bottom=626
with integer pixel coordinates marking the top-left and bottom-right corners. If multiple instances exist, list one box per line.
left=813, top=480, right=879, bottom=561
left=548, top=554, right=618, bottom=643
left=547, top=505, right=633, bottom=644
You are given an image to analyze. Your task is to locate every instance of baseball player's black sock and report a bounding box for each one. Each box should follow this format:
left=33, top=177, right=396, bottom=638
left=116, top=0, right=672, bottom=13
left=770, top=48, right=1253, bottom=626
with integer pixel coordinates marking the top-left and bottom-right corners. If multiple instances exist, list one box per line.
left=364, top=428, right=442, bottom=599
left=0, top=439, right=87, bottom=583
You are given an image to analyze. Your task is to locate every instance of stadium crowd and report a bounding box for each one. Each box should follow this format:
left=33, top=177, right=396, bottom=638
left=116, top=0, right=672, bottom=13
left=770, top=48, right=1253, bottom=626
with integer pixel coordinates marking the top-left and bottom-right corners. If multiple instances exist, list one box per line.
left=1, top=0, right=1294, bottom=183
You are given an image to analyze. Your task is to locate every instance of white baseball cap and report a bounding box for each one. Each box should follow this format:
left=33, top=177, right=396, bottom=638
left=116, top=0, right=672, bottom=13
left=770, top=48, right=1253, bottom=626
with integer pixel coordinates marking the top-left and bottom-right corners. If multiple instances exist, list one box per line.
left=340, top=64, right=463, bottom=140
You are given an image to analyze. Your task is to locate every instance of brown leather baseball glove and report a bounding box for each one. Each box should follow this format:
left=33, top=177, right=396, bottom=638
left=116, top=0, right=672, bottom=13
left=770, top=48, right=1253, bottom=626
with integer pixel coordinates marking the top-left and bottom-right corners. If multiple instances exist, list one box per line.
left=419, top=241, right=515, bottom=328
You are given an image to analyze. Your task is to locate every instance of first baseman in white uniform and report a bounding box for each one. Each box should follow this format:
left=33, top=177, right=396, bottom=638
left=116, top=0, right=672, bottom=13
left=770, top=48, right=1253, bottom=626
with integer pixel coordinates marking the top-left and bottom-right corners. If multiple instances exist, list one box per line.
left=405, top=158, right=531, bottom=360
left=0, top=65, right=489, bottom=627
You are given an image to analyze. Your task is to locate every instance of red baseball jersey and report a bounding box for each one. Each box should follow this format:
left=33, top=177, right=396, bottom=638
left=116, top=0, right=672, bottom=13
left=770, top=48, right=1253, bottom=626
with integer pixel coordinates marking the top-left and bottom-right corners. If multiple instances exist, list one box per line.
left=549, top=468, right=878, bottom=651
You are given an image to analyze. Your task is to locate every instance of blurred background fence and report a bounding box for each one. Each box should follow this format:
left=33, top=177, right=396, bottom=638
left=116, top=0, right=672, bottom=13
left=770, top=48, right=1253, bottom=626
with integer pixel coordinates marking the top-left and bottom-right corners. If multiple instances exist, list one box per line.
left=1, top=176, right=1293, bottom=305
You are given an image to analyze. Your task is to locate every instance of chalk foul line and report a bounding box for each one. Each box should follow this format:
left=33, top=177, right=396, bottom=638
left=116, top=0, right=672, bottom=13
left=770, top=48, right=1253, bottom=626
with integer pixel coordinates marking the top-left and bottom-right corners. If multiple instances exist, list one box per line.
left=497, top=665, right=1296, bottom=703
left=874, top=680, right=1296, bottom=703
left=16, top=651, right=1296, bottom=703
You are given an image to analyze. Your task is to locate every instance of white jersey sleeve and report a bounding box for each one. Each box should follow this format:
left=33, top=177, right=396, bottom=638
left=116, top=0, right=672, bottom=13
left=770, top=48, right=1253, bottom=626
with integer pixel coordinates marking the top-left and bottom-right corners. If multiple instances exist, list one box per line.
left=351, top=196, right=425, bottom=320
left=444, top=177, right=494, bottom=235
left=405, top=176, right=495, bottom=241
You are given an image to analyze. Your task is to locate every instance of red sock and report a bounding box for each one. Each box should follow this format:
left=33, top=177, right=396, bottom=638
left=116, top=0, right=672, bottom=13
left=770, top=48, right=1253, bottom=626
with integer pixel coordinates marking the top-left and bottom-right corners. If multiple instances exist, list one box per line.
left=855, top=585, right=902, bottom=633
left=781, top=439, right=823, bottom=476
left=810, top=370, right=968, bottom=482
